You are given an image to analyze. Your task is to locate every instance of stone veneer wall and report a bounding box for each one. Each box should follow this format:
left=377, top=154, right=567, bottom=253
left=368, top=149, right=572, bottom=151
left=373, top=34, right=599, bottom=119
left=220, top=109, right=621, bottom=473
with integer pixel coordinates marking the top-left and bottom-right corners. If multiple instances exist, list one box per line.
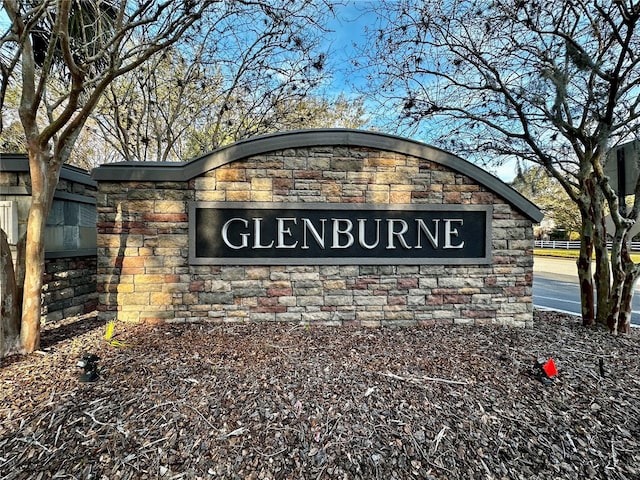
left=96, top=144, right=535, bottom=327
left=0, top=157, right=98, bottom=322
left=42, top=255, right=98, bottom=322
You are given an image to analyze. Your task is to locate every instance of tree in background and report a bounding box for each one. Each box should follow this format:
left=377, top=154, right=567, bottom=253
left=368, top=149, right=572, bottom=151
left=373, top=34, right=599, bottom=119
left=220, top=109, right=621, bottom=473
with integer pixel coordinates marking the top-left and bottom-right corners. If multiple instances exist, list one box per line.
left=510, top=166, right=581, bottom=238
left=0, top=0, right=337, bottom=355
left=362, top=0, right=640, bottom=332
left=90, top=6, right=365, bottom=164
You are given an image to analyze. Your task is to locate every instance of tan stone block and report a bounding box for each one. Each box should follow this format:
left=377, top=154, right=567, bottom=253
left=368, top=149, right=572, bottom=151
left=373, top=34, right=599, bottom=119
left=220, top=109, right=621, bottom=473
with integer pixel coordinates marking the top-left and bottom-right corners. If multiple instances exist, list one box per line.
left=151, top=292, right=174, bottom=305
left=390, top=191, right=411, bottom=203
left=156, top=235, right=188, bottom=248
left=251, top=191, right=273, bottom=202
left=196, top=191, right=225, bottom=201
left=133, top=282, right=163, bottom=292
left=182, top=292, right=199, bottom=304
left=247, top=267, right=270, bottom=280
left=125, top=200, right=155, bottom=212
left=324, top=280, right=346, bottom=290
left=251, top=177, right=272, bottom=190
left=154, top=200, right=188, bottom=213
left=194, top=177, right=216, bottom=190
left=136, top=274, right=167, bottom=284
left=367, top=190, right=390, bottom=203
left=117, top=311, right=141, bottom=322
left=367, top=157, right=396, bottom=168
left=376, top=172, right=408, bottom=185
left=119, top=292, right=150, bottom=305
left=396, top=166, right=419, bottom=175
left=227, top=190, right=251, bottom=201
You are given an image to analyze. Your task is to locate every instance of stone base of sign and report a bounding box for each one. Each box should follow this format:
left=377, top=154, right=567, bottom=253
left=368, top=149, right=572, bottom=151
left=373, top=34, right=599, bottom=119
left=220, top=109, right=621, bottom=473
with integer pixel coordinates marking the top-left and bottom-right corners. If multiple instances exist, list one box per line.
left=95, top=132, right=538, bottom=328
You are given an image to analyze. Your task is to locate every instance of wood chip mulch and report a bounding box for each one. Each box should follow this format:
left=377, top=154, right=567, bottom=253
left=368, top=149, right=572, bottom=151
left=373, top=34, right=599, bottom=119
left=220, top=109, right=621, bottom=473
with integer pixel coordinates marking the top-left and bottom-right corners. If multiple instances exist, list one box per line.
left=1, top=310, right=639, bottom=480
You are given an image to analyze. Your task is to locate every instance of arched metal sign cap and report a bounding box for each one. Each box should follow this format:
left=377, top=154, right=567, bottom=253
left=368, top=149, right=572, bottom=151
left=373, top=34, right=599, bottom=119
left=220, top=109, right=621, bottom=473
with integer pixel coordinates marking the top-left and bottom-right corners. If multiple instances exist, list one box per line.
left=92, top=128, right=543, bottom=222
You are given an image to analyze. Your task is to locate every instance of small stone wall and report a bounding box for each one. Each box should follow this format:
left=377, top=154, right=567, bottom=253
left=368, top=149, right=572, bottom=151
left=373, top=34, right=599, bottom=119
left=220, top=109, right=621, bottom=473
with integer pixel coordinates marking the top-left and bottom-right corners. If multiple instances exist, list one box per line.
left=0, top=154, right=98, bottom=321
left=43, top=255, right=98, bottom=322
left=94, top=130, right=540, bottom=328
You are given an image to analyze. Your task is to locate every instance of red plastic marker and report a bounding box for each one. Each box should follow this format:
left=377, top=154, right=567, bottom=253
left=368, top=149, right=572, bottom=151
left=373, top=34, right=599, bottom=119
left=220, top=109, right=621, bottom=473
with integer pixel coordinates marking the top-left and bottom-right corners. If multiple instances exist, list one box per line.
left=542, top=358, right=558, bottom=378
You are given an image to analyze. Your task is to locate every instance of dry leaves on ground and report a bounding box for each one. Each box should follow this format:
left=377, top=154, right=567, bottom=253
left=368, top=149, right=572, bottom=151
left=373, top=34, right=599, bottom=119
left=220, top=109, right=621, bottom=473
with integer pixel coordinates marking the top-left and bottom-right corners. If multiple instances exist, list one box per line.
left=1, top=310, right=639, bottom=479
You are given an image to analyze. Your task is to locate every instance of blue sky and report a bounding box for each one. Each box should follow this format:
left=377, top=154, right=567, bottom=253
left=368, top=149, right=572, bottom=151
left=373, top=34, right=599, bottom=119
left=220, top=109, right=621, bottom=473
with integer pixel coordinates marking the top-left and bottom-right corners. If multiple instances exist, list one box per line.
left=322, top=2, right=519, bottom=182
left=0, top=1, right=518, bottom=181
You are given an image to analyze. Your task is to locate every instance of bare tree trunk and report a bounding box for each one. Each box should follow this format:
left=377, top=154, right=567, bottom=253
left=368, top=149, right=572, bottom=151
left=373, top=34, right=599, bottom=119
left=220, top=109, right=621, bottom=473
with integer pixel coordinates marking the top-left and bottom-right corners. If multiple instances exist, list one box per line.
left=616, top=267, right=636, bottom=334
left=607, top=225, right=628, bottom=331
left=1, top=229, right=21, bottom=356
left=577, top=214, right=596, bottom=327
left=20, top=201, right=47, bottom=352
left=19, top=151, right=58, bottom=353
left=612, top=236, right=639, bottom=334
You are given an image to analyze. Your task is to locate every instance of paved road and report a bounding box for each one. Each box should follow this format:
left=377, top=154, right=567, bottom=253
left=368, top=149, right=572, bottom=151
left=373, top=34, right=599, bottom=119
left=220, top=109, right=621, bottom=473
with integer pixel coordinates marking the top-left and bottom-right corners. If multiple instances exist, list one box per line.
left=533, top=256, right=640, bottom=326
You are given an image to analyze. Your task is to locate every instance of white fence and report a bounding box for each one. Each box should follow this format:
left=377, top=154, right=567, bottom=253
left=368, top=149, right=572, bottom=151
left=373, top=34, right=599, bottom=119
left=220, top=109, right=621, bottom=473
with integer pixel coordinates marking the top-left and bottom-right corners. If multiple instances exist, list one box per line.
left=535, top=240, right=640, bottom=251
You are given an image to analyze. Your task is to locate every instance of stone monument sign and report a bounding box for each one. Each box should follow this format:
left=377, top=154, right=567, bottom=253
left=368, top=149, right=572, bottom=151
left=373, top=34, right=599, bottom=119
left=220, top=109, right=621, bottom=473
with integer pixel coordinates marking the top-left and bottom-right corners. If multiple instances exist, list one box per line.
left=92, top=129, right=542, bottom=327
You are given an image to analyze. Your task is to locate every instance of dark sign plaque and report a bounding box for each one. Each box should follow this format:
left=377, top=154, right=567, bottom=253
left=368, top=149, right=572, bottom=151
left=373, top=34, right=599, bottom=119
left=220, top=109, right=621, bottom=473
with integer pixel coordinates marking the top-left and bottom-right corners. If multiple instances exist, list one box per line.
left=189, top=202, right=492, bottom=265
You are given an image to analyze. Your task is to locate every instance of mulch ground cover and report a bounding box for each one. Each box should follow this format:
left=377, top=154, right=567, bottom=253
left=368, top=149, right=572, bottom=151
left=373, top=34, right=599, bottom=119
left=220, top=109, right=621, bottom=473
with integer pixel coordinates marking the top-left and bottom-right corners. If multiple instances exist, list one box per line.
left=1, top=310, right=639, bottom=479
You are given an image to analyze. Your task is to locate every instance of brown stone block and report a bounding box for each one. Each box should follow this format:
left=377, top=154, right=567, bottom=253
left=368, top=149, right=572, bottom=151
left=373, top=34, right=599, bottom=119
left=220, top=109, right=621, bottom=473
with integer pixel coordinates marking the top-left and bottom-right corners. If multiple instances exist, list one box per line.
left=426, top=295, right=444, bottom=304
left=504, top=286, right=526, bottom=296
left=470, top=192, right=495, bottom=204
left=120, top=266, right=144, bottom=275
left=444, top=192, right=462, bottom=203
left=258, top=296, right=278, bottom=307
left=122, top=256, right=145, bottom=268
left=388, top=295, right=407, bottom=305
left=443, top=294, right=471, bottom=304
left=142, top=213, right=188, bottom=223
left=216, top=169, right=245, bottom=181
left=254, top=305, right=287, bottom=313
left=295, top=170, right=323, bottom=179
left=484, top=276, right=498, bottom=286
left=273, top=178, right=293, bottom=191
left=398, top=278, right=419, bottom=289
